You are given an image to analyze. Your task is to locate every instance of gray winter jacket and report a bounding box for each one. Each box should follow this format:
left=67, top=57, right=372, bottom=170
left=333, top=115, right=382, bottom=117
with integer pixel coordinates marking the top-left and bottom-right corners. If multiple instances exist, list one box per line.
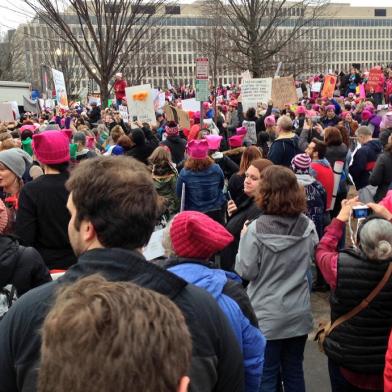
left=235, top=214, right=317, bottom=340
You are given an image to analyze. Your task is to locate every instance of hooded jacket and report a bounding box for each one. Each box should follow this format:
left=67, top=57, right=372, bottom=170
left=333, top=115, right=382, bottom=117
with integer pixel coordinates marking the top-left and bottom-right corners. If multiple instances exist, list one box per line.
left=126, top=129, right=156, bottom=165
left=161, top=135, right=187, bottom=164
left=349, top=139, right=382, bottom=190
left=235, top=214, right=317, bottom=340
left=0, top=248, right=245, bottom=392
left=267, top=134, right=301, bottom=167
left=167, top=261, right=266, bottom=392
left=369, top=151, right=392, bottom=202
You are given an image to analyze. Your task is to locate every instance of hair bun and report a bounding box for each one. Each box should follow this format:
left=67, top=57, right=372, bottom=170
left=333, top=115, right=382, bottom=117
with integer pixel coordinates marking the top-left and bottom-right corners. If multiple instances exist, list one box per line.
left=375, top=240, right=392, bottom=260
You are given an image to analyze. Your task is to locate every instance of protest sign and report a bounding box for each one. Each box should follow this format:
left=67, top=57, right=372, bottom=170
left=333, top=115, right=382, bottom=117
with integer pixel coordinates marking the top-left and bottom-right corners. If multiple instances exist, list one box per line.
left=311, top=82, right=322, bottom=93
left=359, top=84, right=366, bottom=99
left=296, top=88, right=303, bottom=99
left=366, top=67, right=383, bottom=92
left=163, top=104, right=190, bottom=129
left=241, top=78, right=272, bottom=112
left=0, top=103, right=14, bottom=121
left=182, top=98, right=201, bottom=112
left=143, top=229, right=165, bottom=260
left=51, top=68, right=69, bottom=109
left=271, top=76, right=297, bottom=109
left=88, top=96, right=101, bottom=106
left=321, top=75, right=337, bottom=99
left=118, top=105, right=129, bottom=123
left=7, top=101, right=20, bottom=120
left=125, top=84, right=155, bottom=123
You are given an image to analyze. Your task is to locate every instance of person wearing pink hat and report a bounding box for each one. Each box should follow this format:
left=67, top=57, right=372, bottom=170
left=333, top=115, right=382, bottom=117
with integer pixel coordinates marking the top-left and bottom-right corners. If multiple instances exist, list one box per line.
left=206, top=134, right=239, bottom=180
left=176, top=139, right=226, bottom=223
left=15, top=131, right=77, bottom=270
left=161, top=210, right=266, bottom=392
left=320, top=104, right=340, bottom=128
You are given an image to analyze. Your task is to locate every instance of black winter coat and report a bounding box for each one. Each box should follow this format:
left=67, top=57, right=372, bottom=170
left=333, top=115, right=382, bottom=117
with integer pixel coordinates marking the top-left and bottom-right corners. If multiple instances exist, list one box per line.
left=0, top=248, right=245, bottom=392
left=161, top=135, right=187, bottom=164
left=369, top=151, right=392, bottom=202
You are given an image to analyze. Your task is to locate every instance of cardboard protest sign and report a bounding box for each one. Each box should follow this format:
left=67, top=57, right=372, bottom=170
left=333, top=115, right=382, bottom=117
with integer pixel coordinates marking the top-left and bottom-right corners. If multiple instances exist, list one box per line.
left=182, top=98, right=201, bottom=112
left=271, top=76, right=297, bottom=109
left=0, top=103, right=14, bottom=121
left=163, top=104, right=190, bottom=129
left=321, top=75, right=337, bottom=99
left=125, top=84, right=155, bottom=123
left=366, top=67, right=383, bottom=92
left=51, top=68, right=69, bottom=109
left=118, top=105, right=129, bottom=123
left=241, top=78, right=272, bottom=112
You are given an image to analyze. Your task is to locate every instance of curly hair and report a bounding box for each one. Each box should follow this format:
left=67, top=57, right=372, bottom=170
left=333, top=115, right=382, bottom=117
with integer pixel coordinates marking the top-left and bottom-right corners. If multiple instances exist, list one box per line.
left=256, top=165, right=306, bottom=216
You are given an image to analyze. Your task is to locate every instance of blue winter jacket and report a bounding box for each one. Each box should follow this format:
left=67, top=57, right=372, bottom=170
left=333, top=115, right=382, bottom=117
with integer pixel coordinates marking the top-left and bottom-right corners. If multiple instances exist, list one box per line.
left=176, top=164, right=226, bottom=212
left=168, top=262, right=266, bottom=392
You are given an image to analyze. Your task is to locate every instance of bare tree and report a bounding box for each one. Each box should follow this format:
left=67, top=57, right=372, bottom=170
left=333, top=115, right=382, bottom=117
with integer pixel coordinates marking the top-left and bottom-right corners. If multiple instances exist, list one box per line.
left=0, top=31, right=27, bottom=81
left=204, top=0, right=329, bottom=78
left=24, top=0, right=169, bottom=106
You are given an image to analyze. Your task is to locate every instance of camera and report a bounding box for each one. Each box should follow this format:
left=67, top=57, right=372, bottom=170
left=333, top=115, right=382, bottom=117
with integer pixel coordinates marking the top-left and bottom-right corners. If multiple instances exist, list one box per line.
left=352, top=205, right=370, bottom=219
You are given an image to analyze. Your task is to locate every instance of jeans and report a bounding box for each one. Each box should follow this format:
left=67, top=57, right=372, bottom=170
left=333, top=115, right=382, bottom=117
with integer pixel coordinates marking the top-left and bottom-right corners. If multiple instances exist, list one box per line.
left=260, top=335, right=307, bottom=392
left=328, top=359, right=382, bottom=392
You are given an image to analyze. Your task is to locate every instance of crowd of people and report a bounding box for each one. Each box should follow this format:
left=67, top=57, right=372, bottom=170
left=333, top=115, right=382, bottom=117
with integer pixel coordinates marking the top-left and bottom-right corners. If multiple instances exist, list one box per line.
left=0, top=64, right=391, bottom=392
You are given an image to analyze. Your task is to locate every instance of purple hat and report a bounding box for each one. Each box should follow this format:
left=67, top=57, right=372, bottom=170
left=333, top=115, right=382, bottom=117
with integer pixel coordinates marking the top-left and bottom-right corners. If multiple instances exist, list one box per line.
left=205, top=135, right=222, bottom=151
left=380, top=112, right=392, bottom=130
left=291, top=153, right=311, bottom=174
left=187, top=139, right=209, bottom=159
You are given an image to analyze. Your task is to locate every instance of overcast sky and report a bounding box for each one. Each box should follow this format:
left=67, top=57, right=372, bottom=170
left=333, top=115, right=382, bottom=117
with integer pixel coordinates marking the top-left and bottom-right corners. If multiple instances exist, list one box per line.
left=0, top=0, right=391, bottom=33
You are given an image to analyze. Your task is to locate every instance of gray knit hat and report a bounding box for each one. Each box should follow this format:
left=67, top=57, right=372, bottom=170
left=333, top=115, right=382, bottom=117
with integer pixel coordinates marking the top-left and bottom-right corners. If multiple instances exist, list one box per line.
left=0, top=148, right=33, bottom=178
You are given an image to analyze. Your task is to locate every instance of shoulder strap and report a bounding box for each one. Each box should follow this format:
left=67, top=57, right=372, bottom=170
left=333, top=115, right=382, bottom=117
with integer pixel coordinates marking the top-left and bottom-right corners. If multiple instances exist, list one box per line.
left=327, top=262, right=392, bottom=337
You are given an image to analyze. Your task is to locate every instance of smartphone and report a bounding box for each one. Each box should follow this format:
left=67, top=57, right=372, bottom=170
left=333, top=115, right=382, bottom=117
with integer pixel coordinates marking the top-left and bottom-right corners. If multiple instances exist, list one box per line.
left=132, top=115, right=138, bottom=121
left=352, top=206, right=370, bottom=219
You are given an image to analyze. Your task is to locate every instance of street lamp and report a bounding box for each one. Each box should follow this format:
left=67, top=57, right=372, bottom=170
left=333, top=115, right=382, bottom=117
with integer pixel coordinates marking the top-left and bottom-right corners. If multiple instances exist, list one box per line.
left=55, top=48, right=62, bottom=57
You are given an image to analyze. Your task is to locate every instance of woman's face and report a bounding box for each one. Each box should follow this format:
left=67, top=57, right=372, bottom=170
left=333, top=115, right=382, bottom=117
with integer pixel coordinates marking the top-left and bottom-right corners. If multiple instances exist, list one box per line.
left=0, top=163, right=17, bottom=191
left=345, top=113, right=352, bottom=122
left=244, top=165, right=261, bottom=197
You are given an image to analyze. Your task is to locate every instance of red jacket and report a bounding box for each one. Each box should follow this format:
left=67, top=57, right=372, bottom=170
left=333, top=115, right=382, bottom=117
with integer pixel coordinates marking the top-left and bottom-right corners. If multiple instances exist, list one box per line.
left=386, top=331, right=392, bottom=392
left=113, top=79, right=127, bottom=100
left=311, top=161, right=334, bottom=210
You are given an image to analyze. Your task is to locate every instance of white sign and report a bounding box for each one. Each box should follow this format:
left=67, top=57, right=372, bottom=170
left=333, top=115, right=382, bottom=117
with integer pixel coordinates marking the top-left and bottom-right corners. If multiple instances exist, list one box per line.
left=143, top=229, right=165, bottom=261
left=196, top=57, right=209, bottom=80
left=0, top=103, right=14, bottom=121
left=125, top=84, right=155, bottom=123
left=241, top=70, right=252, bottom=81
left=152, top=89, right=165, bottom=110
left=182, top=98, right=201, bottom=112
left=296, top=87, right=303, bottom=99
left=241, top=78, right=272, bottom=112
left=88, top=96, right=101, bottom=106
left=51, top=68, right=69, bottom=109
left=311, top=82, right=322, bottom=93
left=242, top=120, right=257, bottom=145
left=7, top=101, right=20, bottom=120
left=118, top=105, right=129, bottom=123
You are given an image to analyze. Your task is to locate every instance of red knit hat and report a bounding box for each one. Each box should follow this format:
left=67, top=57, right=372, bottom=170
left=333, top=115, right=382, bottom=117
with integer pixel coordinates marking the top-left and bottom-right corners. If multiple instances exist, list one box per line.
left=33, top=131, right=70, bottom=164
left=170, top=211, right=233, bottom=259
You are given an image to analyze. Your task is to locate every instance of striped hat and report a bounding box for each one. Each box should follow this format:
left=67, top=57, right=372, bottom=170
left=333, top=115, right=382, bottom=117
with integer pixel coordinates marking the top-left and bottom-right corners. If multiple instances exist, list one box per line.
left=291, top=153, right=311, bottom=174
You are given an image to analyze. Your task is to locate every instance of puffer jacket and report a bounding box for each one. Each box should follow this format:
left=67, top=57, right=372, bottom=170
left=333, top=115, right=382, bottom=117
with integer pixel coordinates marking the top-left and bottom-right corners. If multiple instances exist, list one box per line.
left=268, top=134, right=301, bottom=167
left=167, top=260, right=266, bottom=392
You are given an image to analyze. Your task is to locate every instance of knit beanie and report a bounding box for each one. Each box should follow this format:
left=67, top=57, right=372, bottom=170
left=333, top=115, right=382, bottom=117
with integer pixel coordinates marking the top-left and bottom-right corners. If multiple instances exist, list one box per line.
left=291, top=153, right=311, bottom=174
left=362, top=110, right=373, bottom=122
left=264, top=115, right=276, bottom=127
left=170, top=211, right=233, bottom=259
left=187, top=139, right=209, bottom=159
left=165, top=121, right=179, bottom=136
left=33, top=131, right=70, bottom=164
left=0, top=199, right=8, bottom=234
left=0, top=148, right=33, bottom=178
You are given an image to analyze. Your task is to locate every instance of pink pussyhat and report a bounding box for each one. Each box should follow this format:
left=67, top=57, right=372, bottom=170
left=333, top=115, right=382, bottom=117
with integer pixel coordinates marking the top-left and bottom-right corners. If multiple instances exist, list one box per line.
left=236, top=126, right=247, bottom=136
left=205, top=135, right=222, bottom=151
left=86, top=136, right=95, bottom=149
left=296, top=106, right=306, bottom=115
left=187, top=139, right=209, bottom=159
left=228, top=135, right=244, bottom=148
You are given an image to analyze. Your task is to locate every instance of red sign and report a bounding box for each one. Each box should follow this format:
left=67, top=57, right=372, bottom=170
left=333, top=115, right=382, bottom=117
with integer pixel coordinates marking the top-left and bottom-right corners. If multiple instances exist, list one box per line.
left=366, top=67, right=383, bottom=92
left=196, top=58, right=209, bottom=80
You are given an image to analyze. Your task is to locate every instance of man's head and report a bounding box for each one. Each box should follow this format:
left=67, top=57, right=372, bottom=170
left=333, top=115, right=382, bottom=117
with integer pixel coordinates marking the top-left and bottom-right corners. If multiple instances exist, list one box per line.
left=276, top=116, right=293, bottom=134
left=66, top=157, right=160, bottom=256
left=356, top=126, right=373, bottom=145
left=305, top=138, right=327, bottom=160
left=115, top=72, right=123, bottom=80
left=38, top=274, right=192, bottom=392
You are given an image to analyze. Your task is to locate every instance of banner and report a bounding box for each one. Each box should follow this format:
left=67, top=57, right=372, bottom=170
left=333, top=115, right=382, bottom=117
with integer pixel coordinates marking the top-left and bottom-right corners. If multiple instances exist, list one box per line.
left=51, top=68, right=69, bottom=109
left=271, top=76, right=297, bottom=109
left=241, top=78, right=272, bottom=112
left=125, top=84, right=155, bottom=123
left=366, top=67, right=383, bottom=92
left=321, top=75, right=337, bottom=99
left=0, top=103, right=14, bottom=121
left=181, top=98, right=201, bottom=112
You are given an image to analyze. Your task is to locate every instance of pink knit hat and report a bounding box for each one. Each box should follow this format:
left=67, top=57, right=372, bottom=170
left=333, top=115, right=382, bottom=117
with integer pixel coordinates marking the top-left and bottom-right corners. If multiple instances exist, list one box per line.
left=228, top=135, right=243, bottom=148
left=264, top=115, right=276, bottom=127
left=165, top=121, right=179, bottom=136
left=33, top=131, right=70, bottom=164
left=205, top=135, right=222, bottom=151
left=326, top=105, right=335, bottom=112
left=187, top=139, right=209, bottom=159
left=296, top=106, right=306, bottom=115
left=0, top=199, right=8, bottom=234
left=291, top=153, right=311, bottom=174
left=61, top=129, right=73, bottom=141
left=362, top=110, right=373, bottom=122
left=236, top=126, right=247, bottom=136
left=20, top=124, right=37, bottom=133
left=380, top=112, right=392, bottom=130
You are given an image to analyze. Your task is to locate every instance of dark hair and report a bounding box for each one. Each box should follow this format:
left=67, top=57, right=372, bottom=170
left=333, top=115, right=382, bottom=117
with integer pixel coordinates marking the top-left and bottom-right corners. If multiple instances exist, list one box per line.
left=239, top=146, right=262, bottom=175
left=256, top=166, right=306, bottom=216
left=246, top=107, right=256, bottom=120
left=38, top=274, right=192, bottom=392
left=312, top=138, right=327, bottom=159
left=324, top=127, right=343, bottom=146
left=184, top=156, right=214, bottom=171
left=336, top=125, right=350, bottom=147
left=117, top=135, right=133, bottom=150
left=47, top=162, right=69, bottom=173
left=66, top=157, right=160, bottom=249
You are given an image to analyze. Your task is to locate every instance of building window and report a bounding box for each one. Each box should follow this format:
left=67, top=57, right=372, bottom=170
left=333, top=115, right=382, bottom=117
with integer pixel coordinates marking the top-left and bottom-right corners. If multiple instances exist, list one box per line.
left=375, top=9, right=386, bottom=17
left=165, top=5, right=180, bottom=15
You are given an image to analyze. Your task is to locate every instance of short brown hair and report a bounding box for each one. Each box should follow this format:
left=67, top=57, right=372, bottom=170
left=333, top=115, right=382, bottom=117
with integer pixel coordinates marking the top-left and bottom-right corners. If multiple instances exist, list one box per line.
left=312, top=138, right=327, bottom=160
left=324, top=127, right=343, bottom=146
left=256, top=165, right=306, bottom=216
left=66, top=156, right=160, bottom=249
left=249, top=158, right=273, bottom=175
left=184, top=156, right=214, bottom=171
left=117, top=135, right=133, bottom=150
left=38, top=275, right=192, bottom=392
left=110, top=125, right=125, bottom=143
left=239, top=146, right=262, bottom=175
